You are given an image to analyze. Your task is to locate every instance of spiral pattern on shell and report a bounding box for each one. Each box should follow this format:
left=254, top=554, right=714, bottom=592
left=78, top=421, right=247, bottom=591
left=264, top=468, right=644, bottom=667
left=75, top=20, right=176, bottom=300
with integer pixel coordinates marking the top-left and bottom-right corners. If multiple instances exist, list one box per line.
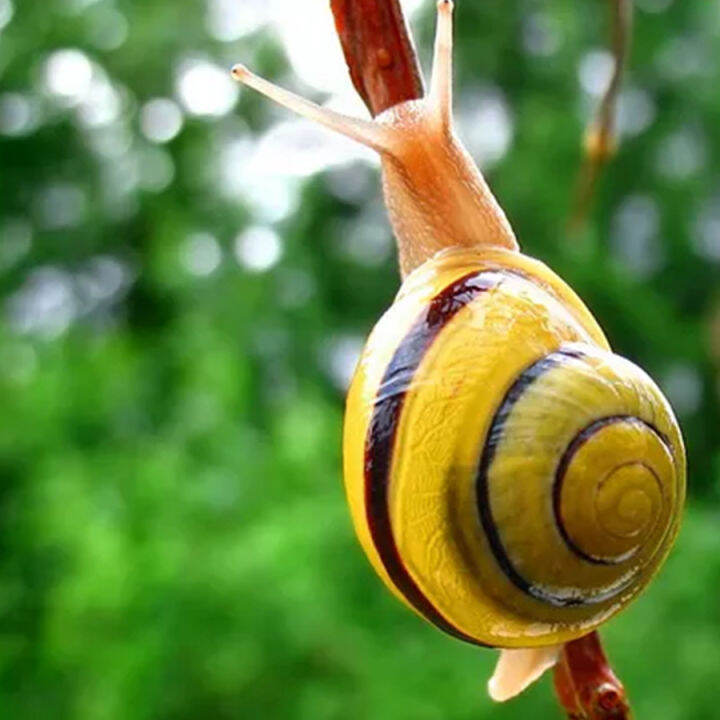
left=343, top=248, right=685, bottom=648
left=475, top=345, right=681, bottom=612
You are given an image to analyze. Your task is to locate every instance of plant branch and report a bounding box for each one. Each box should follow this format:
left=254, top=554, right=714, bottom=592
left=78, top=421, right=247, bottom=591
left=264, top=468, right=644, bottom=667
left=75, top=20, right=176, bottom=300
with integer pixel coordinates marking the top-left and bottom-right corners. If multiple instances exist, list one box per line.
left=553, top=632, right=631, bottom=720
left=570, top=0, right=633, bottom=232
left=330, top=0, right=424, bottom=117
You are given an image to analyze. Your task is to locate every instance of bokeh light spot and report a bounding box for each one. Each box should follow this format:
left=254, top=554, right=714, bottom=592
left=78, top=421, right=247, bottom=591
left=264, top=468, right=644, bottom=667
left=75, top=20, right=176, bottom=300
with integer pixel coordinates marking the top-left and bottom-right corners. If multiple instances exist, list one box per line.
left=86, top=7, right=128, bottom=50
left=0, top=218, right=32, bottom=269
left=692, top=198, right=720, bottom=262
left=35, top=183, right=87, bottom=230
left=206, top=0, right=268, bottom=41
left=579, top=50, right=615, bottom=97
left=656, top=127, right=705, bottom=181
left=138, top=147, right=176, bottom=193
left=662, top=364, right=702, bottom=417
left=140, top=98, right=184, bottom=143
left=44, top=49, right=93, bottom=104
left=636, top=0, right=673, bottom=13
left=457, top=86, right=514, bottom=169
left=0, top=93, right=40, bottom=136
left=7, top=267, right=78, bottom=339
left=234, top=226, right=283, bottom=273
left=181, top=233, right=222, bottom=276
left=0, top=0, right=13, bottom=31
left=177, top=59, right=238, bottom=117
left=323, top=335, right=364, bottom=391
left=611, top=195, right=663, bottom=278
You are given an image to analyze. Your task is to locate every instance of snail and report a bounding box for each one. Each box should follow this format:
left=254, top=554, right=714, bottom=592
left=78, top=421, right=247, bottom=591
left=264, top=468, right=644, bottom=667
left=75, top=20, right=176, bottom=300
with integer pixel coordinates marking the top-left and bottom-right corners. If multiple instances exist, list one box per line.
left=233, top=0, right=686, bottom=702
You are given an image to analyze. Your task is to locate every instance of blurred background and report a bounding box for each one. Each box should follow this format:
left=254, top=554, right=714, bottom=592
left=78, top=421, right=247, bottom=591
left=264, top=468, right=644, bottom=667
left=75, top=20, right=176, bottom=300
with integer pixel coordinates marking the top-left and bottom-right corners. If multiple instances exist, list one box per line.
left=0, top=0, right=719, bottom=717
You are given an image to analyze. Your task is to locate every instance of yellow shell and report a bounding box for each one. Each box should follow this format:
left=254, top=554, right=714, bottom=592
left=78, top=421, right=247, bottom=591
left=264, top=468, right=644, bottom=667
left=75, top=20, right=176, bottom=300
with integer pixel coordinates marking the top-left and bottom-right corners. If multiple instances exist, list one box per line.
left=343, top=247, right=686, bottom=649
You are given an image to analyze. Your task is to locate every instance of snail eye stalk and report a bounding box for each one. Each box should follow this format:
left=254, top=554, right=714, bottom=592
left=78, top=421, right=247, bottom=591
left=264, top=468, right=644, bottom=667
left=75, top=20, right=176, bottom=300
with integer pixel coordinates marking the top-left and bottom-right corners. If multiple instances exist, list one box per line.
left=231, top=1, right=457, bottom=154
left=428, top=0, right=455, bottom=131
left=229, top=64, right=390, bottom=153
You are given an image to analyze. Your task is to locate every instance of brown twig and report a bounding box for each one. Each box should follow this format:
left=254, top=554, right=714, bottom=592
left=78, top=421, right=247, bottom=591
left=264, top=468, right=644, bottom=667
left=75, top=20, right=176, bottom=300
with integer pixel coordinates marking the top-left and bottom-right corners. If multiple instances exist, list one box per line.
left=326, top=4, right=633, bottom=715
left=569, top=0, right=633, bottom=232
left=330, top=0, right=424, bottom=116
left=553, top=632, right=631, bottom=720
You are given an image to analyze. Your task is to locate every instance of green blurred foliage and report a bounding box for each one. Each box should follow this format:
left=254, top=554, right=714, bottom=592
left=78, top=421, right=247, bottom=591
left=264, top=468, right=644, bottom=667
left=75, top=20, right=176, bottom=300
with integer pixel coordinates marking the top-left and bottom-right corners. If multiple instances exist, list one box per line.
left=0, top=0, right=719, bottom=718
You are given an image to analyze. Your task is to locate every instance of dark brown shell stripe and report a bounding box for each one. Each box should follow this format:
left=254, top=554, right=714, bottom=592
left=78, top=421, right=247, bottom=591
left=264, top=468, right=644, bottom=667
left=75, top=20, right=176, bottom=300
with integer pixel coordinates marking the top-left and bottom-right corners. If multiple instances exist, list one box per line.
left=476, top=349, right=590, bottom=609
left=364, top=270, right=505, bottom=647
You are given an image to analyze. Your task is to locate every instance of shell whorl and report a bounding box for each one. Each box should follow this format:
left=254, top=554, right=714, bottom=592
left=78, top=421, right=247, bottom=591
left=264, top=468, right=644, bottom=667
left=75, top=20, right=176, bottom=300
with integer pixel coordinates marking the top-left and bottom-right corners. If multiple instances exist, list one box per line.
left=475, top=345, right=683, bottom=614
left=343, top=248, right=685, bottom=648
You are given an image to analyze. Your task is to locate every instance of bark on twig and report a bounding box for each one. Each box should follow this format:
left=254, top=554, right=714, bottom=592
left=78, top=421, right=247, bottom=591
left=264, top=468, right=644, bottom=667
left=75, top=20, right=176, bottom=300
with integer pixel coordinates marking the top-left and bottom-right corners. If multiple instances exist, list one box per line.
left=569, top=0, right=633, bottom=232
left=553, top=632, right=631, bottom=720
left=330, top=0, right=424, bottom=116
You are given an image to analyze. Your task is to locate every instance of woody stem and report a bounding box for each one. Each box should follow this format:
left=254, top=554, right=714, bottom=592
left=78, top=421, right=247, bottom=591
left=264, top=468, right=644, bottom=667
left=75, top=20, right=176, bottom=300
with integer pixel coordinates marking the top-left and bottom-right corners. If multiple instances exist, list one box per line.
left=553, top=632, right=631, bottom=720
left=329, top=0, right=425, bottom=117
left=570, top=0, right=634, bottom=232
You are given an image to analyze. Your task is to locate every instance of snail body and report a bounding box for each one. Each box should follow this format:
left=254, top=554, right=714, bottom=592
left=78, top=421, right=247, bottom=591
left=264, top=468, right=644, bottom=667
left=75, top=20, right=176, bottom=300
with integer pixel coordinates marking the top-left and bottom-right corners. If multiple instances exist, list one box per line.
left=234, top=0, right=685, bottom=700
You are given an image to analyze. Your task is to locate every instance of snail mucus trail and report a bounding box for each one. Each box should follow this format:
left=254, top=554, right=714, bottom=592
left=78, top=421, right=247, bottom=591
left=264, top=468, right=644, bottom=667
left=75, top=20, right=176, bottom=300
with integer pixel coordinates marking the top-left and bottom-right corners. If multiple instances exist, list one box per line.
left=232, top=0, right=686, bottom=704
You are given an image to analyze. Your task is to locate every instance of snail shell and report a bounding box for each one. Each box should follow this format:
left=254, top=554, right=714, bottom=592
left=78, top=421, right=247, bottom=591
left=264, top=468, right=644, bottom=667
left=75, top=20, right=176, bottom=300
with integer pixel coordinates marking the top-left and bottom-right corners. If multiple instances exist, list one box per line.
left=343, top=247, right=686, bottom=648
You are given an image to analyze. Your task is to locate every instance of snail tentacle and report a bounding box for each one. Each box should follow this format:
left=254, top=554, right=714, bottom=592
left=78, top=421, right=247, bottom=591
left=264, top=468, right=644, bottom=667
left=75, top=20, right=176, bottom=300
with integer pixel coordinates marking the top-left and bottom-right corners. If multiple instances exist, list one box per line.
left=489, top=646, right=562, bottom=702
left=428, top=0, right=455, bottom=131
left=230, top=64, right=393, bottom=153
